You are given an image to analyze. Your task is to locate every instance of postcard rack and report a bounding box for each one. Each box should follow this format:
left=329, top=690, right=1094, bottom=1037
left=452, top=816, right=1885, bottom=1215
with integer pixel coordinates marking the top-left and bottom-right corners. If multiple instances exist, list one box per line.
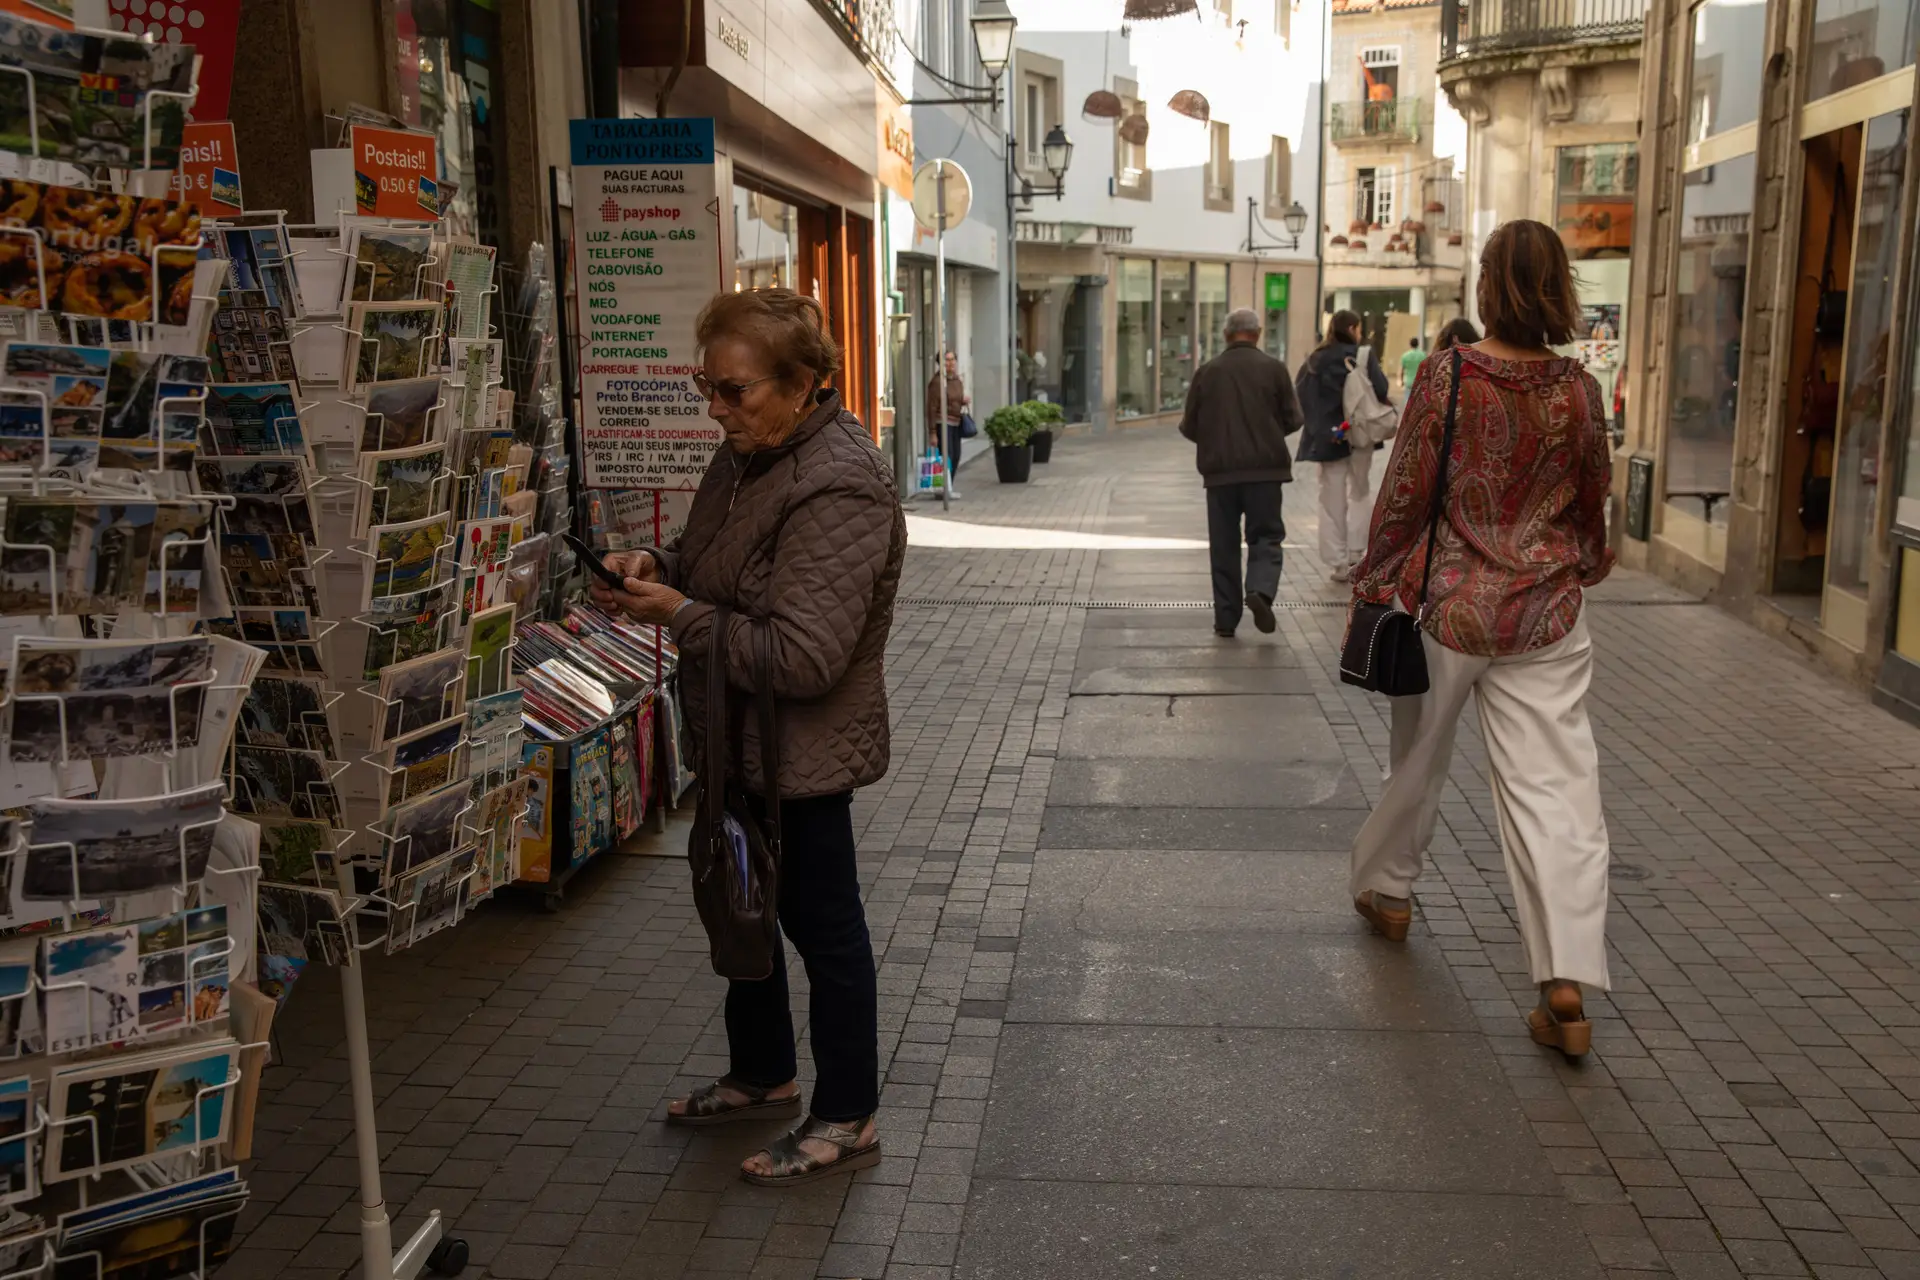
left=515, top=687, right=657, bottom=908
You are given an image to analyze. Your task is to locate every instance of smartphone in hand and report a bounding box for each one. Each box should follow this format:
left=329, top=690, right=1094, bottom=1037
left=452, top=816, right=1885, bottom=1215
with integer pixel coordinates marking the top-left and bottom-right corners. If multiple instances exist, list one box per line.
left=564, top=532, right=632, bottom=591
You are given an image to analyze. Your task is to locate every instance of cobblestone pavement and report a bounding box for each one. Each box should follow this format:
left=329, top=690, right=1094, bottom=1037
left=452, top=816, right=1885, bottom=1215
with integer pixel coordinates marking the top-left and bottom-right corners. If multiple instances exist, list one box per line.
left=225, top=427, right=1920, bottom=1279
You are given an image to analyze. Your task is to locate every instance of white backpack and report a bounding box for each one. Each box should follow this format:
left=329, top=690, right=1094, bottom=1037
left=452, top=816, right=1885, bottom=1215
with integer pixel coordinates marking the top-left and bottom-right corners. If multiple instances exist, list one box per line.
left=1342, top=345, right=1399, bottom=450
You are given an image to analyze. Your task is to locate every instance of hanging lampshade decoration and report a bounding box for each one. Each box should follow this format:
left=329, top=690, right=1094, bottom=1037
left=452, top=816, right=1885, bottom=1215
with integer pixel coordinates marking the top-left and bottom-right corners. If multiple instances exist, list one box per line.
left=1350, top=239, right=1369, bottom=251
left=1125, top=0, right=1200, bottom=18
left=1168, top=89, right=1211, bottom=123
left=1082, top=90, right=1124, bottom=122
left=1424, top=199, right=1447, bottom=214
left=1348, top=219, right=1370, bottom=236
left=1118, top=112, right=1151, bottom=145
left=1330, top=234, right=1350, bottom=247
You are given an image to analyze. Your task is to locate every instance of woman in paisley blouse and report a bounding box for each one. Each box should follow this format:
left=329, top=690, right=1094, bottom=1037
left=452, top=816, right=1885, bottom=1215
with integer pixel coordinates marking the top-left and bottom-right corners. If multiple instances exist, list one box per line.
left=1346, top=219, right=1616, bottom=1060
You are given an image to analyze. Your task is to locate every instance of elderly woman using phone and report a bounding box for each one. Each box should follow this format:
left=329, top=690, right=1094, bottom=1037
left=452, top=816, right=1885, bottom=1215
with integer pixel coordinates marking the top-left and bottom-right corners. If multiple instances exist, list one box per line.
left=590, top=288, right=906, bottom=1187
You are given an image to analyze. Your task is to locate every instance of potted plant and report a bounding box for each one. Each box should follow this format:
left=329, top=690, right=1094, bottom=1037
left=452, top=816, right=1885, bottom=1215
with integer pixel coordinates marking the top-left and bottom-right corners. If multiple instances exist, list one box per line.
left=1023, top=399, right=1064, bottom=463
left=985, top=404, right=1036, bottom=483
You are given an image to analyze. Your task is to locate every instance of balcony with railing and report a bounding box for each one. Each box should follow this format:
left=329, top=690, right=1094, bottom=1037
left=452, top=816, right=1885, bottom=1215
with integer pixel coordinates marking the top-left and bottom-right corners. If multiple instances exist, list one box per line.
left=1440, top=0, right=1644, bottom=61
left=1330, top=98, right=1425, bottom=145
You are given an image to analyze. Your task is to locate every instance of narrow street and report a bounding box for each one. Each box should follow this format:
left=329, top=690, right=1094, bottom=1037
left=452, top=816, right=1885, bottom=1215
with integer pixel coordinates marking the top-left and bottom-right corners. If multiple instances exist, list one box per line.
left=230, top=427, right=1920, bottom=1280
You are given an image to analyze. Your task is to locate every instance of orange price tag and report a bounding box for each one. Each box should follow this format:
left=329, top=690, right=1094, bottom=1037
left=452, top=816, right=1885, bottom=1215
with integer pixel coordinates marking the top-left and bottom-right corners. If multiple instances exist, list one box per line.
left=169, top=122, right=242, bottom=214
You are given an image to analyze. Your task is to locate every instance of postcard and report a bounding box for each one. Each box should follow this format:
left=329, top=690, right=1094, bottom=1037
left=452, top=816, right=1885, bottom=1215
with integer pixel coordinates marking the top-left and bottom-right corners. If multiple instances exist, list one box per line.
left=465, top=602, right=516, bottom=700
left=387, top=845, right=476, bottom=954
left=193, top=453, right=307, bottom=498
left=382, top=714, right=465, bottom=811
left=457, top=515, right=520, bottom=622
left=205, top=610, right=325, bottom=677
left=257, top=818, right=341, bottom=891
left=203, top=382, right=304, bottom=456
left=359, top=441, right=445, bottom=529
left=237, top=674, right=335, bottom=755
left=221, top=225, right=298, bottom=317
left=350, top=302, right=439, bottom=388
left=40, top=904, right=227, bottom=1055
left=0, top=187, right=199, bottom=323
left=257, top=884, right=347, bottom=966
left=7, top=687, right=201, bottom=761
left=445, top=241, right=496, bottom=342
left=23, top=783, right=224, bottom=902
left=0, top=939, right=40, bottom=1060
left=345, top=228, right=436, bottom=306
left=359, top=375, right=442, bottom=452
left=230, top=744, right=340, bottom=826
left=218, top=530, right=315, bottom=611
left=209, top=289, right=299, bottom=384
left=362, top=578, right=456, bottom=680
left=470, top=776, right=529, bottom=900
left=366, top=512, right=450, bottom=605
left=383, top=781, right=469, bottom=881
left=54, top=1170, right=245, bottom=1278
left=0, top=1077, right=32, bottom=1207
left=375, top=645, right=466, bottom=746
left=47, top=1040, right=240, bottom=1181
left=0, top=498, right=212, bottom=617
left=467, top=688, right=523, bottom=741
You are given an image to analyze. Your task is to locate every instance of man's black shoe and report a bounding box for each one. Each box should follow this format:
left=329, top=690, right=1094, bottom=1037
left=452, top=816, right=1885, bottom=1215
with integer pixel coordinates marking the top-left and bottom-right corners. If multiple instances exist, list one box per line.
left=1245, top=591, right=1277, bottom=634
left=1214, top=627, right=1236, bottom=639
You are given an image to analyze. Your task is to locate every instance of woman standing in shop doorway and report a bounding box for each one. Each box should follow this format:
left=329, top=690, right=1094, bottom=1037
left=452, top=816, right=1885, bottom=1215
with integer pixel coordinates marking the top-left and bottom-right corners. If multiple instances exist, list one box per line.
left=1295, top=310, right=1390, bottom=581
left=1346, top=219, right=1615, bottom=1059
left=927, top=349, right=972, bottom=498
left=591, top=288, right=905, bottom=1184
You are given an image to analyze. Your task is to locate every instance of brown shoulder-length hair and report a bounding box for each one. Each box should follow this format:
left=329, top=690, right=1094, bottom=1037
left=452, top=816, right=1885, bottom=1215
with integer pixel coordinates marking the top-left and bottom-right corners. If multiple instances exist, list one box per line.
left=1475, top=220, right=1580, bottom=348
left=696, top=288, right=842, bottom=389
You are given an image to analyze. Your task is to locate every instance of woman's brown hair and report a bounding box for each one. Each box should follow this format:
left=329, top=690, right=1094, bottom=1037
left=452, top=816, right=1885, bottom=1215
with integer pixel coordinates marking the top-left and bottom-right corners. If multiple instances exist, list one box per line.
left=1475, top=219, right=1581, bottom=348
left=1314, top=308, right=1363, bottom=354
left=696, top=288, right=842, bottom=388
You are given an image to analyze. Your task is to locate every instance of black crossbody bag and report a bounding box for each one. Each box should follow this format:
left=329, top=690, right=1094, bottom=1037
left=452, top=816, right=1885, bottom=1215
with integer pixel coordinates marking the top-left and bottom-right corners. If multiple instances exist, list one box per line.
left=1339, top=348, right=1462, bottom=697
left=687, top=606, right=783, bottom=980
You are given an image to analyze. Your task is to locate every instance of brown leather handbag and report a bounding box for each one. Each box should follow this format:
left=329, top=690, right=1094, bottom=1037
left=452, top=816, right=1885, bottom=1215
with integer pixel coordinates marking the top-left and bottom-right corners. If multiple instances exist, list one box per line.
left=687, top=606, right=783, bottom=980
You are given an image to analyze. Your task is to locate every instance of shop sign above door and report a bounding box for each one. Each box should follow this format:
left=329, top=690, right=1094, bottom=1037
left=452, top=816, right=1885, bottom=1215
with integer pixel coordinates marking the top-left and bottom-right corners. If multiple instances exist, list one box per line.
left=568, top=117, right=723, bottom=490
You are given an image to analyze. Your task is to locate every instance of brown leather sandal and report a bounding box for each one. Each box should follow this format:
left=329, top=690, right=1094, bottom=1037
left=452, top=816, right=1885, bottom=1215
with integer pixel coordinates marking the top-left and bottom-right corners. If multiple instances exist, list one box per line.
left=1528, top=984, right=1592, bottom=1060
left=1354, top=890, right=1411, bottom=941
left=740, top=1115, right=882, bottom=1187
left=665, top=1077, right=802, bottom=1127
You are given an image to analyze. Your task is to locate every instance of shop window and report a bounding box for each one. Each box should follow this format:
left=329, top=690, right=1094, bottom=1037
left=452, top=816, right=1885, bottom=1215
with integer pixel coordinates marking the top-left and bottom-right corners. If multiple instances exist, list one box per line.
left=1556, top=144, right=1637, bottom=259
left=733, top=187, right=800, bottom=291
left=1808, top=0, right=1920, bottom=102
left=1689, top=0, right=1766, bottom=142
left=1196, top=263, right=1230, bottom=367
left=1115, top=78, right=1151, bottom=200
left=1663, top=151, right=1755, bottom=532
left=1262, top=272, right=1290, bottom=365
left=1117, top=258, right=1155, bottom=419
left=1265, top=137, right=1293, bottom=220
left=1158, top=262, right=1196, bottom=412
left=1206, top=123, right=1233, bottom=209
left=1827, top=109, right=1909, bottom=600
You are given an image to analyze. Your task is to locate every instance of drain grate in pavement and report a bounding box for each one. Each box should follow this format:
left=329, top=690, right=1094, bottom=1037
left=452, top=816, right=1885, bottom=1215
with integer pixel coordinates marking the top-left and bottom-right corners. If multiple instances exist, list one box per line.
left=1609, top=862, right=1651, bottom=880
left=898, top=596, right=1705, bottom=610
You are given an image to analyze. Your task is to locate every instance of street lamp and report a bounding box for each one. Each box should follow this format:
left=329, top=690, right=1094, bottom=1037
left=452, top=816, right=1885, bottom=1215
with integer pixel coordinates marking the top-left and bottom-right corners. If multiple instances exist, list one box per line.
left=1283, top=201, right=1309, bottom=242
left=1247, top=197, right=1311, bottom=253
left=1019, top=124, right=1074, bottom=204
left=970, top=0, right=1017, bottom=84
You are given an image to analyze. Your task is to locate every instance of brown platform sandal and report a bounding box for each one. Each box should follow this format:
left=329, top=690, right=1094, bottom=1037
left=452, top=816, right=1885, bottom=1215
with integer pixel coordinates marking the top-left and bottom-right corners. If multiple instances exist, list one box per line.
left=1528, top=982, right=1592, bottom=1060
left=1354, top=890, right=1411, bottom=942
left=665, top=1077, right=803, bottom=1127
left=740, top=1116, right=882, bottom=1187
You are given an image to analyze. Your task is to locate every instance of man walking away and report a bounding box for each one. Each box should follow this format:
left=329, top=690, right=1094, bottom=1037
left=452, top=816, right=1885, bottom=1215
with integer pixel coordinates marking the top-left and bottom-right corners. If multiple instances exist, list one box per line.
left=1179, top=308, right=1304, bottom=637
left=1401, top=336, right=1424, bottom=393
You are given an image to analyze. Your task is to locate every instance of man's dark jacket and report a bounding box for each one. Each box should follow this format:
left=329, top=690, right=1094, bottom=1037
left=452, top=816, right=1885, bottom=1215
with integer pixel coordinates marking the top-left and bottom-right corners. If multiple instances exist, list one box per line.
left=1178, top=340, right=1304, bottom=487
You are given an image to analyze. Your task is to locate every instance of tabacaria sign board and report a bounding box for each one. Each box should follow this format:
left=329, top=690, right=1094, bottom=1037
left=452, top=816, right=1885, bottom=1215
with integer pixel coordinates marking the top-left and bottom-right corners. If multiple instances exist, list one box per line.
left=568, top=118, right=722, bottom=490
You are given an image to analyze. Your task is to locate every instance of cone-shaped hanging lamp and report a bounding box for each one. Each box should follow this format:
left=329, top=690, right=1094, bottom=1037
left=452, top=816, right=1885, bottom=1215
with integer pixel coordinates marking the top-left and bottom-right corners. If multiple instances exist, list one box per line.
left=1125, top=0, right=1199, bottom=18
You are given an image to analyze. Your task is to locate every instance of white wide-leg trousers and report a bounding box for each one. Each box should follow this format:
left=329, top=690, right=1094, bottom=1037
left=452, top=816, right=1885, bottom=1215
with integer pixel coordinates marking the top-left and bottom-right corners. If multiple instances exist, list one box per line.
left=1348, top=614, right=1611, bottom=988
left=1317, top=450, right=1375, bottom=567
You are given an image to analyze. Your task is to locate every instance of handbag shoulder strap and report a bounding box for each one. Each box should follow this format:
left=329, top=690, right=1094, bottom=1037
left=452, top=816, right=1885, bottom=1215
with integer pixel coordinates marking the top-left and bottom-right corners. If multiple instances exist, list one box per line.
left=704, top=605, right=732, bottom=828
left=754, top=618, right=782, bottom=852
left=1415, top=349, right=1464, bottom=618
left=1820, top=158, right=1849, bottom=289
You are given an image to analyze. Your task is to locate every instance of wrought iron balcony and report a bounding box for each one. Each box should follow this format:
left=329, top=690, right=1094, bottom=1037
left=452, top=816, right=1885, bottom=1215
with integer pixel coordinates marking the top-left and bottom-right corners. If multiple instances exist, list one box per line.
left=1330, top=98, right=1424, bottom=145
left=1441, top=0, right=1644, bottom=61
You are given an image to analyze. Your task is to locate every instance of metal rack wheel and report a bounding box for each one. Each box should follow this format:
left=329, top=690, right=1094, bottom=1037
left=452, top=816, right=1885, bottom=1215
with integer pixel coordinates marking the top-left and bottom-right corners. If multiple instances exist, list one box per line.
left=427, top=1236, right=470, bottom=1275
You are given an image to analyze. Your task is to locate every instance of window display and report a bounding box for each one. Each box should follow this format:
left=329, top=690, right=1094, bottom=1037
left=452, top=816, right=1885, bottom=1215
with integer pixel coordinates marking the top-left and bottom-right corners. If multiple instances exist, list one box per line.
left=1117, top=258, right=1153, bottom=419
left=1157, top=261, right=1195, bottom=413
left=1196, top=263, right=1229, bottom=369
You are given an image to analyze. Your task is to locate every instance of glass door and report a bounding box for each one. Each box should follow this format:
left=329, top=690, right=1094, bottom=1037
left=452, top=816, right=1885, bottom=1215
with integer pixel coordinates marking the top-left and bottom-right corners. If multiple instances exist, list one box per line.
left=1823, top=108, right=1910, bottom=646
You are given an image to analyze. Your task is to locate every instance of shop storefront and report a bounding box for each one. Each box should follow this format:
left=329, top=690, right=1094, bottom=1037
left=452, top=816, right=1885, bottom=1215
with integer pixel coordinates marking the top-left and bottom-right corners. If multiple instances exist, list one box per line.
left=1114, top=256, right=1262, bottom=422
left=1625, top=0, right=1920, bottom=708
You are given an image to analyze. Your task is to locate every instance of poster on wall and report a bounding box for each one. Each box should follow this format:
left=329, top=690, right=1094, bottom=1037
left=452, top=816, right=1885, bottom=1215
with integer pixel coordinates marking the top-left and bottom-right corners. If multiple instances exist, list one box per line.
left=567, top=117, right=721, bottom=490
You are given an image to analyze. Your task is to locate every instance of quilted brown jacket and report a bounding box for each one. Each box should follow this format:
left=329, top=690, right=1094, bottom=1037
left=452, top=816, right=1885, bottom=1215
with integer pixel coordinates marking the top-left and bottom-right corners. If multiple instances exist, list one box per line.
left=651, top=389, right=906, bottom=799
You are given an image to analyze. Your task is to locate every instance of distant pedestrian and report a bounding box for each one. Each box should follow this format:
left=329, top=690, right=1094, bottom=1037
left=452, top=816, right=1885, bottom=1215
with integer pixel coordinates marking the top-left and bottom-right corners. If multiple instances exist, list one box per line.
left=926, top=350, right=972, bottom=499
left=1178, top=307, right=1303, bottom=637
left=1346, top=219, right=1615, bottom=1060
left=1295, top=310, right=1390, bottom=582
left=1400, top=336, right=1423, bottom=392
left=593, top=288, right=904, bottom=1183
left=1434, top=317, right=1480, bottom=354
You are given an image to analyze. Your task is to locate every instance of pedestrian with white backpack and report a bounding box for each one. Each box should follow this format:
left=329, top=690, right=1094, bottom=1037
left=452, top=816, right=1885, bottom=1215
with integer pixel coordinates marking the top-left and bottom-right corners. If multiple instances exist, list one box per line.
left=1294, top=310, right=1393, bottom=581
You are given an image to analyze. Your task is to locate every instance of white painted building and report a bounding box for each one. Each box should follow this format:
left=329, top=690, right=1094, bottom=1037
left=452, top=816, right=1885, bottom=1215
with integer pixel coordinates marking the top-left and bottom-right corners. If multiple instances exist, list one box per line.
left=1007, top=0, right=1325, bottom=429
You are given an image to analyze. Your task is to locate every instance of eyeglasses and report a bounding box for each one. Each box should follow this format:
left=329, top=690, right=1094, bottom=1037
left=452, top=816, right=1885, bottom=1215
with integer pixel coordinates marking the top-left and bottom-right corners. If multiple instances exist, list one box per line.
left=694, top=372, right=776, bottom=405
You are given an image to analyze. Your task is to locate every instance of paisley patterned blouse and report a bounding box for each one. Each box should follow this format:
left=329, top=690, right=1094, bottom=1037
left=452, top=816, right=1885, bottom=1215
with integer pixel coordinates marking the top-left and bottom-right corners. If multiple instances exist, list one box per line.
left=1350, top=346, right=1615, bottom=657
